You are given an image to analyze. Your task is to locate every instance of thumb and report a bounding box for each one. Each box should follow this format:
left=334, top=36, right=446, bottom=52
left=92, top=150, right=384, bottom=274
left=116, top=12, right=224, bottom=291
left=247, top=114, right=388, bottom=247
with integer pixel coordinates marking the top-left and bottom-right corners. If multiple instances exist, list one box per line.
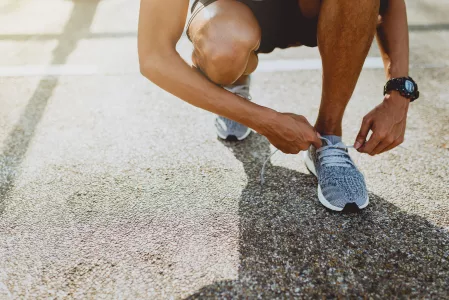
left=355, top=117, right=372, bottom=150
left=311, top=131, right=322, bottom=149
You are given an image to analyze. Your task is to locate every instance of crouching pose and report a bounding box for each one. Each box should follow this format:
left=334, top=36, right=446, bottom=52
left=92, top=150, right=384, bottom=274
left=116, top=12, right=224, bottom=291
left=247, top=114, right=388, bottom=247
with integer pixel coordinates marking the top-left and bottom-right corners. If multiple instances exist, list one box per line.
left=138, top=0, right=419, bottom=211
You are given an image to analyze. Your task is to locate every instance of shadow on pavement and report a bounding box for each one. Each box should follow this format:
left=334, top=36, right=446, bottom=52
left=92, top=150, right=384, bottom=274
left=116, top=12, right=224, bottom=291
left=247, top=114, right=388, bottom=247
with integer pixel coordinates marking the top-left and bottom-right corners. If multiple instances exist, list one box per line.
left=0, top=0, right=101, bottom=214
left=186, top=133, right=449, bottom=298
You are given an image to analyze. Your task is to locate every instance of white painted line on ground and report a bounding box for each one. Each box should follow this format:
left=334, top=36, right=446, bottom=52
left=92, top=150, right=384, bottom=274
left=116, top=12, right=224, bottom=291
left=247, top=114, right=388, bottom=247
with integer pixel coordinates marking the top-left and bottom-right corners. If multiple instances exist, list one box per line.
left=0, top=65, right=99, bottom=77
left=256, top=57, right=384, bottom=72
left=0, top=58, right=445, bottom=77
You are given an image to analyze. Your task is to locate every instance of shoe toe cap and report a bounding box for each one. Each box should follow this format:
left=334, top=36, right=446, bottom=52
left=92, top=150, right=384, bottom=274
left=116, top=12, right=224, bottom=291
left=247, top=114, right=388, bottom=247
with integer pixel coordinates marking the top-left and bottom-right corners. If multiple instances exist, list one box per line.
left=320, top=172, right=368, bottom=209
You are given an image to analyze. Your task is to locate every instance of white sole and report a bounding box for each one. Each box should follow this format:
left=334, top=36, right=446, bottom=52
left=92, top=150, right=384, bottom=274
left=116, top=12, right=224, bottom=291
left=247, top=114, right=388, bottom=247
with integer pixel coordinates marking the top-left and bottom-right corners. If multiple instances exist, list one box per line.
left=303, top=151, right=369, bottom=211
left=216, top=127, right=252, bottom=141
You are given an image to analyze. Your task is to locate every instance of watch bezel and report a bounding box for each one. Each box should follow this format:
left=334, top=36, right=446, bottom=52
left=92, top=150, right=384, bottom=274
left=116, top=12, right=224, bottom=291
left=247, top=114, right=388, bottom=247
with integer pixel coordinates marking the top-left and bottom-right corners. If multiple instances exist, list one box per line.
left=384, top=77, right=419, bottom=102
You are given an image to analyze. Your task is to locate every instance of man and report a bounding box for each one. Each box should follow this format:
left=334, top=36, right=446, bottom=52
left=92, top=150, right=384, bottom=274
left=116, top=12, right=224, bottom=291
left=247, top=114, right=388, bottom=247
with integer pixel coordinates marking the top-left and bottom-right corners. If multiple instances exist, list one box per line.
left=138, top=0, right=419, bottom=212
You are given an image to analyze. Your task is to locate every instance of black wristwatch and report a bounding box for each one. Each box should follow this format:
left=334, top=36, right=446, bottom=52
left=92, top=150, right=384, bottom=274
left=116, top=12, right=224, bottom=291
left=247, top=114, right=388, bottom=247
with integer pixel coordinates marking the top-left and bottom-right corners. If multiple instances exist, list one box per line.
left=384, top=76, right=420, bottom=102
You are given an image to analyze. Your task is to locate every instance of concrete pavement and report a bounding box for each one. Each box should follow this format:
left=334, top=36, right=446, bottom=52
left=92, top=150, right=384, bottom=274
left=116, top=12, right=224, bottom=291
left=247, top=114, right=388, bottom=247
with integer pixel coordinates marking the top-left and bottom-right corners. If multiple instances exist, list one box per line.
left=0, top=0, right=448, bottom=298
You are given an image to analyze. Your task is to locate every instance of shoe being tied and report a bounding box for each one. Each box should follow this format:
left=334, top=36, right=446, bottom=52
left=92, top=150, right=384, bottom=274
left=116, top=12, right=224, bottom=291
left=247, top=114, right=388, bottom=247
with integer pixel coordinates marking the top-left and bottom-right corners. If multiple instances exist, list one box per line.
left=215, top=81, right=252, bottom=141
left=303, top=135, right=369, bottom=212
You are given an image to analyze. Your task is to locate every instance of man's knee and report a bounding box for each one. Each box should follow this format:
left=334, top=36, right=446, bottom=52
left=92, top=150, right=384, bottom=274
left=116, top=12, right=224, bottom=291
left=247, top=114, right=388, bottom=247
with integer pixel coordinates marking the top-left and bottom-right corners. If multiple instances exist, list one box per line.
left=191, top=6, right=261, bottom=85
left=195, top=38, right=259, bottom=85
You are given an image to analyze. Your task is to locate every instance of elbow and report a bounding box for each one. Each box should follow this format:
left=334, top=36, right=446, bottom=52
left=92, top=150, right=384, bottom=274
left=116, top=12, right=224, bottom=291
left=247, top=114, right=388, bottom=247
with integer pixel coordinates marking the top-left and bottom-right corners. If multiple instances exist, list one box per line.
left=139, top=40, right=177, bottom=81
left=138, top=44, right=161, bottom=80
left=139, top=56, right=156, bottom=80
left=139, top=43, right=178, bottom=82
left=139, top=51, right=172, bottom=83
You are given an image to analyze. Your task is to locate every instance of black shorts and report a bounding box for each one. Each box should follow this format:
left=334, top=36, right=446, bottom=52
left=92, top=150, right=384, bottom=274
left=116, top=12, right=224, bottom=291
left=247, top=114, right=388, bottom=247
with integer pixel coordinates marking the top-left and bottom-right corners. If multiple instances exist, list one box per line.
left=188, top=0, right=389, bottom=54
left=188, top=0, right=319, bottom=53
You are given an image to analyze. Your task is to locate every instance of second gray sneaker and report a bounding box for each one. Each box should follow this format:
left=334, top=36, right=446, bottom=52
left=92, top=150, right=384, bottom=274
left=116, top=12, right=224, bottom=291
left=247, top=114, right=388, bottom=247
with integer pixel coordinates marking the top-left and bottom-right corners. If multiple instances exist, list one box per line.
left=303, top=135, right=369, bottom=212
left=215, top=81, right=252, bottom=141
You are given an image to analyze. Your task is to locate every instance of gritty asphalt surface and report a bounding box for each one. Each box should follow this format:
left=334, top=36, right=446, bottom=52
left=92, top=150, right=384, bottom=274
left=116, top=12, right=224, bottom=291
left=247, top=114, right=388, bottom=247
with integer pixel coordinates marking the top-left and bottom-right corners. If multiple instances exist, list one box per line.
left=0, top=0, right=448, bottom=299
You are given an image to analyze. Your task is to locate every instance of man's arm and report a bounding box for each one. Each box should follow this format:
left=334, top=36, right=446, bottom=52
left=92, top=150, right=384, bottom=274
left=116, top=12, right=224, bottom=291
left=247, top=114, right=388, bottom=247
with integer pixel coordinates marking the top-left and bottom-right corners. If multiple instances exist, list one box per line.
left=138, top=0, right=321, bottom=153
left=355, top=0, right=410, bottom=155
left=138, top=0, right=272, bottom=130
left=377, top=0, right=409, bottom=80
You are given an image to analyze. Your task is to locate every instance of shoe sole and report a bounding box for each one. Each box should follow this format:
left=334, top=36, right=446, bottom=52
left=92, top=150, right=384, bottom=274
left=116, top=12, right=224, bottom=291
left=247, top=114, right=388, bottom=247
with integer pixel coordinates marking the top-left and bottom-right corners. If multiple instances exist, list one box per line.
left=217, top=128, right=252, bottom=141
left=303, top=151, right=369, bottom=212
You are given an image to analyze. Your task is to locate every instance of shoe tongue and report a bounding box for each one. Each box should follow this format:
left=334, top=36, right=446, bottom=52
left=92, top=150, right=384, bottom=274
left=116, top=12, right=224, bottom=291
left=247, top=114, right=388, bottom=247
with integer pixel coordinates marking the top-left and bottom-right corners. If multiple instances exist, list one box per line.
left=321, top=135, right=342, bottom=146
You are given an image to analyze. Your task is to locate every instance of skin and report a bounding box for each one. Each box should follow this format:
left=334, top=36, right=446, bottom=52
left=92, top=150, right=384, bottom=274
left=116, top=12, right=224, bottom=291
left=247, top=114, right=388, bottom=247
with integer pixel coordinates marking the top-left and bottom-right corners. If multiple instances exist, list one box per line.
left=356, top=0, right=410, bottom=155
left=314, top=0, right=381, bottom=137
left=138, top=0, right=410, bottom=155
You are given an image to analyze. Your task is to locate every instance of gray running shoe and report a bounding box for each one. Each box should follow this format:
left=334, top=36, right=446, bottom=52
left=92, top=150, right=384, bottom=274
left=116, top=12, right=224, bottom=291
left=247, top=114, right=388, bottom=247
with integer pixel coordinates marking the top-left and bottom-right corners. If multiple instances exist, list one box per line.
left=303, top=135, right=369, bottom=212
left=215, top=81, right=252, bottom=141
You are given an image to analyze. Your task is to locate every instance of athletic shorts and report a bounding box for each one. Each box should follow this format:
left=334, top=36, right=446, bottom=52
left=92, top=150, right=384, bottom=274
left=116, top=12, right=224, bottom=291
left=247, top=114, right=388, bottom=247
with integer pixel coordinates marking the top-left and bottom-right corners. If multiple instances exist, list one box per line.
left=188, top=0, right=389, bottom=54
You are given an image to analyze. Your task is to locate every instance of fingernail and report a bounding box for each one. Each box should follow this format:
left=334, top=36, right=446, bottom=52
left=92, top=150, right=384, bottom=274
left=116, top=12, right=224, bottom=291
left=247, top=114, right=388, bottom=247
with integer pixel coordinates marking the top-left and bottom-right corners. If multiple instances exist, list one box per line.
left=354, top=142, right=362, bottom=149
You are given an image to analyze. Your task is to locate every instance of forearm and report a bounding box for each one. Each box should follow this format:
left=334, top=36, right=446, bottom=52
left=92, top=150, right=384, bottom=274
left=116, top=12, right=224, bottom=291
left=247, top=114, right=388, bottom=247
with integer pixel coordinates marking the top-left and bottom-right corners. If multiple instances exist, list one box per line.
left=140, top=49, right=277, bottom=133
left=376, top=0, right=409, bottom=79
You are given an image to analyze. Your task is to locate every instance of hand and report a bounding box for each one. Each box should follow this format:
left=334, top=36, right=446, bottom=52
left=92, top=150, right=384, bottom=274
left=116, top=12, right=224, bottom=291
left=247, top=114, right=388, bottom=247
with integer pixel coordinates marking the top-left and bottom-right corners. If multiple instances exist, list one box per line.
left=355, top=92, right=409, bottom=155
left=260, top=112, right=322, bottom=154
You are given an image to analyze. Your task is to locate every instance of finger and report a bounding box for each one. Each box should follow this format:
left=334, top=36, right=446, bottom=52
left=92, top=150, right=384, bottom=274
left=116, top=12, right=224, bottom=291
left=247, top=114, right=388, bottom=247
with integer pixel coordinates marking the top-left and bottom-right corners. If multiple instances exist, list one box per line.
left=298, top=143, right=311, bottom=153
left=359, top=132, right=382, bottom=155
left=355, top=117, right=373, bottom=150
left=371, top=137, right=395, bottom=155
left=289, top=145, right=302, bottom=154
left=380, top=122, right=406, bottom=154
left=279, top=148, right=294, bottom=155
left=311, top=131, right=322, bottom=149
left=380, top=136, right=405, bottom=154
left=277, top=144, right=295, bottom=155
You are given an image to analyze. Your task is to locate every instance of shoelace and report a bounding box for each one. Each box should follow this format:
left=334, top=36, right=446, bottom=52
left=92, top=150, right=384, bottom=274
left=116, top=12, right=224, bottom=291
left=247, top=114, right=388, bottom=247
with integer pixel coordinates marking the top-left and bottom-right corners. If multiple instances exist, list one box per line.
left=317, top=140, right=354, bottom=168
left=260, top=149, right=279, bottom=185
left=259, top=137, right=408, bottom=185
left=259, top=137, right=354, bottom=185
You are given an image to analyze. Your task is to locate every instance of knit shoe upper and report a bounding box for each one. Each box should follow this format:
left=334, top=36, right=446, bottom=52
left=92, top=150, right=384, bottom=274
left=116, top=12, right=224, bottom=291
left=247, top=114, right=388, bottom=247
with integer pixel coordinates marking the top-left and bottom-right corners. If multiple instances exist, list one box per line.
left=306, top=135, right=369, bottom=211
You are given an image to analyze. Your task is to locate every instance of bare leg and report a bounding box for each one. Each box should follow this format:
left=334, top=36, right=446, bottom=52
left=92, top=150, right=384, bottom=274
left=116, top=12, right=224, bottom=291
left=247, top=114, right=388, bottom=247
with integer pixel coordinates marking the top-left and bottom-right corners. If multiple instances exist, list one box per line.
left=188, top=0, right=260, bottom=85
left=315, top=0, right=380, bottom=136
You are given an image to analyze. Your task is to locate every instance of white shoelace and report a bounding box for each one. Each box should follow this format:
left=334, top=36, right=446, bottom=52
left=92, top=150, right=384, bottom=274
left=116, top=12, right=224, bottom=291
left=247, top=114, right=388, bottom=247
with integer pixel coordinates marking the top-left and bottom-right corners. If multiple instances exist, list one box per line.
left=317, top=141, right=354, bottom=168
left=259, top=138, right=354, bottom=185
left=259, top=137, right=408, bottom=185
left=260, top=149, right=279, bottom=185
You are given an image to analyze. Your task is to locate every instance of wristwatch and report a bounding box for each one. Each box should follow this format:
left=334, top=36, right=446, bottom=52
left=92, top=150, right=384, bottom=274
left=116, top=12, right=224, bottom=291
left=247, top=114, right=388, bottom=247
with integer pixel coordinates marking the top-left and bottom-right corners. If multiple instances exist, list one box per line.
left=384, top=77, right=420, bottom=102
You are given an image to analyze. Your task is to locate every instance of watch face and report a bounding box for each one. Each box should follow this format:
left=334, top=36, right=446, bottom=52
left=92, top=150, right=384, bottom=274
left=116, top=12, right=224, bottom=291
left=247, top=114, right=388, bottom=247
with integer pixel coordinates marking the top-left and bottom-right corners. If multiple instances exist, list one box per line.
left=405, top=80, right=415, bottom=93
